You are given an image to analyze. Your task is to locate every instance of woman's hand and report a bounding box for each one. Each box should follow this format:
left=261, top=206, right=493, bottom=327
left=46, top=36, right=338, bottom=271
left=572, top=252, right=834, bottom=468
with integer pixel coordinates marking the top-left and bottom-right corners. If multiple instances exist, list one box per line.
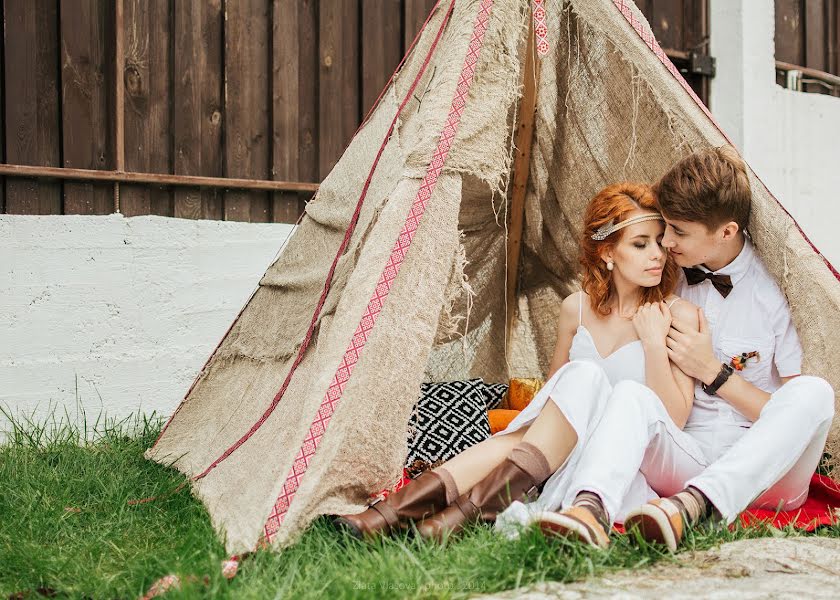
left=632, top=302, right=672, bottom=348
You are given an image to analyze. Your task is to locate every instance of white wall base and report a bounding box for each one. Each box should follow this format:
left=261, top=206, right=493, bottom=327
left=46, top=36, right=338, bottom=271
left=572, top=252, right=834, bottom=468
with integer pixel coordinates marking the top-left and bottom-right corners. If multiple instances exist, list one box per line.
left=0, top=214, right=294, bottom=436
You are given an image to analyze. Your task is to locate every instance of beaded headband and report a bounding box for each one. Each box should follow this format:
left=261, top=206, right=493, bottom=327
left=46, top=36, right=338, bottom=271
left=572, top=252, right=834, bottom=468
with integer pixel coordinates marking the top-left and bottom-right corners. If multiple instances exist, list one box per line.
left=590, top=213, right=664, bottom=241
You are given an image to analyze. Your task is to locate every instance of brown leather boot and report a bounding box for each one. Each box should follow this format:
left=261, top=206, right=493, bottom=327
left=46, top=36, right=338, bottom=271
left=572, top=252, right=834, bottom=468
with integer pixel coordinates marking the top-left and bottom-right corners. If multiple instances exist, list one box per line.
left=415, top=458, right=541, bottom=541
left=333, top=471, right=449, bottom=539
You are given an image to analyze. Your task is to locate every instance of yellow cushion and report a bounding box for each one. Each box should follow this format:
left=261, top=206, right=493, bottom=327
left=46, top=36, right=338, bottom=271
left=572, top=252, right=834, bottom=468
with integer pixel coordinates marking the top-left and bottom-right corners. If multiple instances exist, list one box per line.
left=506, top=378, right=544, bottom=411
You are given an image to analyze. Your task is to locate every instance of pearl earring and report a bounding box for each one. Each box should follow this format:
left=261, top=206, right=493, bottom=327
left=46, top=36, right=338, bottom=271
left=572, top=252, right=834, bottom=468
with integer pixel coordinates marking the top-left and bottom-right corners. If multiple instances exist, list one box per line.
left=607, top=260, right=614, bottom=271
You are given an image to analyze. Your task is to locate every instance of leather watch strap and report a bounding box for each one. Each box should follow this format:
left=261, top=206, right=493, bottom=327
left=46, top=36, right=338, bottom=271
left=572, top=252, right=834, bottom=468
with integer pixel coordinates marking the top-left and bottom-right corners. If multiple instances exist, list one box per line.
left=702, top=362, right=734, bottom=396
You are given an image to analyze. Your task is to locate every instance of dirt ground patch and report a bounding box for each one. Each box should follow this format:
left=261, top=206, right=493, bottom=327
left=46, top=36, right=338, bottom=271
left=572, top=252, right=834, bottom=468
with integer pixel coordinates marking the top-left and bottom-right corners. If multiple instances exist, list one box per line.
left=480, top=537, right=840, bottom=599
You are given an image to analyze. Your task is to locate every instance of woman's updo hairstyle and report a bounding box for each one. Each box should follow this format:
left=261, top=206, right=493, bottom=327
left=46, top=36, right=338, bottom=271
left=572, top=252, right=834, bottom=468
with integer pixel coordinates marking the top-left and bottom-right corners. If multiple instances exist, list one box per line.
left=579, top=183, right=678, bottom=316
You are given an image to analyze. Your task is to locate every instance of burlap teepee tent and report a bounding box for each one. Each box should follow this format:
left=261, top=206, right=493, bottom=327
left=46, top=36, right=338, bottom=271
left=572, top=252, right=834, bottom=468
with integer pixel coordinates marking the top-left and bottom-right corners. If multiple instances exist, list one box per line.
left=147, top=0, right=840, bottom=553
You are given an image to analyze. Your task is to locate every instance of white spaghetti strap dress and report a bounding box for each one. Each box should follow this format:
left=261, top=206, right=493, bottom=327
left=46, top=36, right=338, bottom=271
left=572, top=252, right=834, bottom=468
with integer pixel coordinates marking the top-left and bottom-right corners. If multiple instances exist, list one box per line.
left=493, top=293, right=681, bottom=534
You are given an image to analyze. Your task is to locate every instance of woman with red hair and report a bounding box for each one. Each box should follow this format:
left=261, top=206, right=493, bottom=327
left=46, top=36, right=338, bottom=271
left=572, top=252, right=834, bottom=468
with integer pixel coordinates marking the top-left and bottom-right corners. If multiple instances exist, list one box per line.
left=336, top=183, right=701, bottom=544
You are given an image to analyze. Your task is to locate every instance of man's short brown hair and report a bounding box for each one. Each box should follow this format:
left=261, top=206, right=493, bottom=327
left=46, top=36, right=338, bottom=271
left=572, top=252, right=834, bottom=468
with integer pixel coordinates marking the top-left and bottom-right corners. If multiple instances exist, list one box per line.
left=654, top=145, right=751, bottom=231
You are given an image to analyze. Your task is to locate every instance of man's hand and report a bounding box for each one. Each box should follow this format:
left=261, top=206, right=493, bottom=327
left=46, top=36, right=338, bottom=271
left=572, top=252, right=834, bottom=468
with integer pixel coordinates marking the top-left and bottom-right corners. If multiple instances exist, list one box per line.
left=666, top=308, right=720, bottom=384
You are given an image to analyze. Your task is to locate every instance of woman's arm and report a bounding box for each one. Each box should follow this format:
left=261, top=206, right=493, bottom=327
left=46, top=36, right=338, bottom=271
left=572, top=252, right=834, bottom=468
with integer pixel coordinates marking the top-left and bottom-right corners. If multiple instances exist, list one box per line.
left=546, top=292, right=583, bottom=378
left=633, top=301, right=697, bottom=429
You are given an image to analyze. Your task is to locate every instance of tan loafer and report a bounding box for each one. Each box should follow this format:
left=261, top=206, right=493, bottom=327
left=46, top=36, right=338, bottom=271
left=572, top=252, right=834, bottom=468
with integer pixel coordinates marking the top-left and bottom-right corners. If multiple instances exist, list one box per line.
left=537, top=506, right=610, bottom=549
left=623, top=497, right=685, bottom=552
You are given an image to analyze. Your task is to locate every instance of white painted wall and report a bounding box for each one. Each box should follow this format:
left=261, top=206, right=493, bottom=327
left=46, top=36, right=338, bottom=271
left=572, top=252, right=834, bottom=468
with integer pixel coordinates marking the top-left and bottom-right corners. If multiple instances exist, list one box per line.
left=0, top=214, right=294, bottom=435
left=710, top=0, right=840, bottom=268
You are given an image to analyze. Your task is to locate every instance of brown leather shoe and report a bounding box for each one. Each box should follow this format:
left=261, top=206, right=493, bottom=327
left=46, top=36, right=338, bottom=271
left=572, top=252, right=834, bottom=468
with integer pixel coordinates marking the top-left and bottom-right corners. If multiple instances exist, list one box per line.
left=333, top=471, right=449, bottom=539
left=415, top=458, right=541, bottom=541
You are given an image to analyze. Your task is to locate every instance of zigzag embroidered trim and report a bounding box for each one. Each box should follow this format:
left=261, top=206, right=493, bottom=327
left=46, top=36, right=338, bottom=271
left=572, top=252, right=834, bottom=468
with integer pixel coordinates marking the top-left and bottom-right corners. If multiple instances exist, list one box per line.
left=150, top=1, right=451, bottom=455
left=181, top=0, right=452, bottom=484
left=260, top=0, right=498, bottom=544
left=532, top=0, right=549, bottom=56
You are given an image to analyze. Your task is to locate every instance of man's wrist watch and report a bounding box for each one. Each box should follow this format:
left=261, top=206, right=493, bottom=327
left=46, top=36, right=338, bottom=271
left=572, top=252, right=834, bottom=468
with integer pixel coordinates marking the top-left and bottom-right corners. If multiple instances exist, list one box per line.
left=702, top=362, right=734, bottom=396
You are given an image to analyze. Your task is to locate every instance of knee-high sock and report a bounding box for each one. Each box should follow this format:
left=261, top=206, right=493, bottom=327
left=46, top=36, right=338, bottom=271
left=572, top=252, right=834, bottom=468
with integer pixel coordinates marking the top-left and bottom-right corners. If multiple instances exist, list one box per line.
left=572, top=491, right=610, bottom=531
left=671, top=486, right=713, bottom=526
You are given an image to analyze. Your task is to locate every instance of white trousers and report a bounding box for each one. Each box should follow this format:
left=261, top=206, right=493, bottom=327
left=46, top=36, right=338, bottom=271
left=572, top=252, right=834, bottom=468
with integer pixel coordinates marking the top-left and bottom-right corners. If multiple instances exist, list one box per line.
left=566, top=376, right=835, bottom=524
left=494, top=361, right=657, bottom=536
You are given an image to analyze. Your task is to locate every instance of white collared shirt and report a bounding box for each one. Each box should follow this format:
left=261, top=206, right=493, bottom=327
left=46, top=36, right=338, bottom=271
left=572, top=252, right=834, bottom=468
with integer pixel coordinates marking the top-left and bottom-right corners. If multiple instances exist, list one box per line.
left=677, top=239, right=802, bottom=428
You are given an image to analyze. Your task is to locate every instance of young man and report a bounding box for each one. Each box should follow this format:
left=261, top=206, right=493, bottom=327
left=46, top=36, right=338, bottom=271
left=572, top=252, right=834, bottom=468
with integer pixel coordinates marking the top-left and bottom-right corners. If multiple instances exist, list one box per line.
left=539, top=146, right=836, bottom=550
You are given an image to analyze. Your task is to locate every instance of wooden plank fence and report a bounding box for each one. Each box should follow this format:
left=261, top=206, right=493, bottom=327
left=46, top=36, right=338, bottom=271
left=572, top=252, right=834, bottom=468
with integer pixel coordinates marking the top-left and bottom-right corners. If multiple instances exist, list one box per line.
left=0, top=0, right=436, bottom=222
left=1, top=0, right=713, bottom=221
left=775, top=0, right=840, bottom=95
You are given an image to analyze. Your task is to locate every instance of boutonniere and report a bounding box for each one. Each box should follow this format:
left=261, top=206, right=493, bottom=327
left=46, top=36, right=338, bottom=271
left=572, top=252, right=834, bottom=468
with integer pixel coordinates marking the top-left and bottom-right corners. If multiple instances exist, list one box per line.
left=730, top=351, right=760, bottom=371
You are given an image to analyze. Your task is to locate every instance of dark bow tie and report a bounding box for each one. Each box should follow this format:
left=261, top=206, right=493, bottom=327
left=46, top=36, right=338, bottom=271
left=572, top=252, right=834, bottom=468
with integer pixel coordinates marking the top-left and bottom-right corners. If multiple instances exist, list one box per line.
left=683, top=267, right=734, bottom=298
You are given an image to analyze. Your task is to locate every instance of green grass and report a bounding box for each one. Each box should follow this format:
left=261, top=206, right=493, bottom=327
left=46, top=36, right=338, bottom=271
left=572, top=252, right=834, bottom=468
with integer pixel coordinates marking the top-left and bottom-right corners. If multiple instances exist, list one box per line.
left=1, top=411, right=838, bottom=599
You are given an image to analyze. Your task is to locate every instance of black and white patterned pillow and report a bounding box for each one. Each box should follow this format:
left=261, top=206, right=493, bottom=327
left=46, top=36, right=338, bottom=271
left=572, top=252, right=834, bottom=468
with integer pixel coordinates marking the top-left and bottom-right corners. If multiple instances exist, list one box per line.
left=406, top=379, right=491, bottom=466
left=484, top=382, right=509, bottom=410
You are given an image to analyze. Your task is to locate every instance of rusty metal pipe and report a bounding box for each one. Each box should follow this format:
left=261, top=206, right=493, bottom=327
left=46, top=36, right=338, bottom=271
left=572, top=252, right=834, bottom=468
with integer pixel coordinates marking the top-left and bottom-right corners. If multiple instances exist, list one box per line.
left=775, top=60, right=840, bottom=90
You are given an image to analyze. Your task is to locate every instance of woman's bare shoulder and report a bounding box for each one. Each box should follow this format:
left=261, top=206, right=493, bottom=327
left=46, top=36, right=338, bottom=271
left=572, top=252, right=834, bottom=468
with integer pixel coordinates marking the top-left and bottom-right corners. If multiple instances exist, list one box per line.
left=667, top=296, right=700, bottom=327
left=559, top=291, right=583, bottom=324
left=561, top=290, right=582, bottom=305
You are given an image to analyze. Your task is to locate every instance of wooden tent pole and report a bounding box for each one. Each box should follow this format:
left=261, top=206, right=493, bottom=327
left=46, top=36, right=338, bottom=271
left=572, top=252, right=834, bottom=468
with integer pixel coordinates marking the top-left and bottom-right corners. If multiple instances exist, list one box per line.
left=505, top=15, right=540, bottom=350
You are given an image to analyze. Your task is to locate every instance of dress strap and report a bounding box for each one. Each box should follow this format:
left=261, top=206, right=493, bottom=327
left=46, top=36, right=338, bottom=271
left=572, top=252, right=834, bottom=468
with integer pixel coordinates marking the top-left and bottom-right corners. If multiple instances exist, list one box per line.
left=667, top=297, right=680, bottom=308
left=579, top=291, right=584, bottom=326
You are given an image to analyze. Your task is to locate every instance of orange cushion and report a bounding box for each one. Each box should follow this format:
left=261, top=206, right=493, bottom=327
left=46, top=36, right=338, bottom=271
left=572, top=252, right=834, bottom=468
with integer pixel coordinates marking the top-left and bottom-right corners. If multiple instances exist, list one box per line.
left=488, top=409, right=521, bottom=434
left=506, top=378, right=544, bottom=411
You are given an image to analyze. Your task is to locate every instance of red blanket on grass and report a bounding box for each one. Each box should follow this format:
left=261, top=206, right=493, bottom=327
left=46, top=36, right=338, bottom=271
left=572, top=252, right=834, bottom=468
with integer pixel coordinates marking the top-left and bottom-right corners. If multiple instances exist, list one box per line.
left=738, top=473, right=840, bottom=531
left=384, top=472, right=840, bottom=532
